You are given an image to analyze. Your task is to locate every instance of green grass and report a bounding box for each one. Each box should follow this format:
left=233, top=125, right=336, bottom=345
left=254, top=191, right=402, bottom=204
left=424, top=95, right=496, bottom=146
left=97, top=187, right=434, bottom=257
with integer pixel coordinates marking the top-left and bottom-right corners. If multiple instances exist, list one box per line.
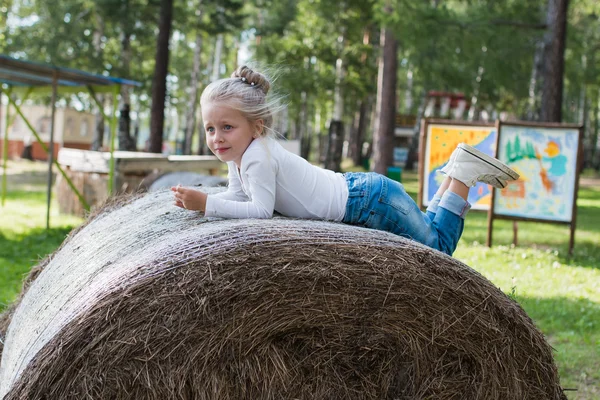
left=1, top=164, right=83, bottom=308
left=1, top=160, right=599, bottom=398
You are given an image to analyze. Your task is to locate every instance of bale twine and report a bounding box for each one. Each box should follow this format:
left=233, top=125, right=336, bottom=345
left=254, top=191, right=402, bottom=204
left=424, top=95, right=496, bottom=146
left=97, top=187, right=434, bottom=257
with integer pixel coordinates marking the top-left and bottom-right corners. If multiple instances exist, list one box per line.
left=0, top=190, right=566, bottom=400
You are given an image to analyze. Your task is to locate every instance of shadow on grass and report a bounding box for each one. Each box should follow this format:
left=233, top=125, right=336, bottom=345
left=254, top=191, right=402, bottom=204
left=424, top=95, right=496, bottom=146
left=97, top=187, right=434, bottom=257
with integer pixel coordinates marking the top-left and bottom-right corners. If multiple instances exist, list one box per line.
left=518, top=295, right=600, bottom=336
left=577, top=185, right=600, bottom=200
left=4, top=169, right=53, bottom=187
left=0, top=224, right=73, bottom=252
left=517, top=295, right=600, bottom=397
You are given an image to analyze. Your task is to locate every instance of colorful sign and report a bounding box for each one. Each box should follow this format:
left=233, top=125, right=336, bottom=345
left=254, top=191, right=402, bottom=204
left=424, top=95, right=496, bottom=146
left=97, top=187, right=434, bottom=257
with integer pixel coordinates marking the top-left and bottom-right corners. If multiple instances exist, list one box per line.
left=494, top=125, right=580, bottom=222
left=422, top=123, right=497, bottom=210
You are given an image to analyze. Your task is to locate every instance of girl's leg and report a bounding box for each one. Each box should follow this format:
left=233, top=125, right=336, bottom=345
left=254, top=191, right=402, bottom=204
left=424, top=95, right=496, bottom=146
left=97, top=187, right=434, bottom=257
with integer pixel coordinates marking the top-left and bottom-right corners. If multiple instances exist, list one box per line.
left=368, top=142, right=519, bottom=255
left=355, top=174, right=456, bottom=254
left=448, top=178, right=469, bottom=200
left=429, top=179, right=471, bottom=255
left=426, top=177, right=452, bottom=220
left=344, top=173, right=470, bottom=256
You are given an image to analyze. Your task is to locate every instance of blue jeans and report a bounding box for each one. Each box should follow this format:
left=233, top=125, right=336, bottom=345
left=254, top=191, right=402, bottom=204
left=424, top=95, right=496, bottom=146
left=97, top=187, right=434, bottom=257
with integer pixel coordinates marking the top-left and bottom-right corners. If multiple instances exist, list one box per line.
left=342, top=172, right=471, bottom=256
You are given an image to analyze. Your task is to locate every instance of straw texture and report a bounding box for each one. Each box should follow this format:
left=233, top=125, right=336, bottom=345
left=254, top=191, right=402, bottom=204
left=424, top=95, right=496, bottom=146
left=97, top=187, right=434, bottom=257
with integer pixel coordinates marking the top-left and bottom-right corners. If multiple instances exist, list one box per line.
left=0, top=190, right=566, bottom=399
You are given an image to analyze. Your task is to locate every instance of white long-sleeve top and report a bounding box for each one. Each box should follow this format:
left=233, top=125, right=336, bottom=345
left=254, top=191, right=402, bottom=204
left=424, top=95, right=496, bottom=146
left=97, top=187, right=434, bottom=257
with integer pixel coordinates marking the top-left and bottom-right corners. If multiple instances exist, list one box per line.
left=204, top=137, right=349, bottom=221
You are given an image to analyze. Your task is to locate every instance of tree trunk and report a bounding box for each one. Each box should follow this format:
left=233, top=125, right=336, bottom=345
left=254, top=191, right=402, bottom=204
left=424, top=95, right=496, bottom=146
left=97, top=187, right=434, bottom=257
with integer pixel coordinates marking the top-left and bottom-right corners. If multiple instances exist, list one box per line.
left=134, top=103, right=141, bottom=150
left=350, top=99, right=369, bottom=167
left=582, top=87, right=593, bottom=168
left=404, top=90, right=427, bottom=171
left=347, top=100, right=359, bottom=161
left=197, top=127, right=208, bottom=155
left=149, top=0, right=174, bottom=153
left=92, top=95, right=105, bottom=151
left=183, top=33, right=203, bottom=155
left=525, top=3, right=548, bottom=121
left=211, top=34, right=224, bottom=81
left=298, top=91, right=308, bottom=147
left=348, top=27, right=372, bottom=167
left=589, top=88, right=600, bottom=170
left=540, top=0, right=569, bottom=122
left=301, top=110, right=312, bottom=161
left=118, top=103, right=136, bottom=151
left=118, top=25, right=136, bottom=151
left=324, top=39, right=346, bottom=172
left=526, top=41, right=544, bottom=120
left=372, top=27, right=397, bottom=175
left=467, top=66, right=485, bottom=121
left=232, top=35, right=239, bottom=70
left=324, top=121, right=344, bottom=171
left=91, top=13, right=105, bottom=151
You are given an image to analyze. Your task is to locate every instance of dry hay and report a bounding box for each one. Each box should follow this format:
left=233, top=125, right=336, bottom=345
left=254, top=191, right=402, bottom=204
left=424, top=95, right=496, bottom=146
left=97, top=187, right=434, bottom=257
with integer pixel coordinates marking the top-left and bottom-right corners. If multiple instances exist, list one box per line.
left=0, top=190, right=566, bottom=400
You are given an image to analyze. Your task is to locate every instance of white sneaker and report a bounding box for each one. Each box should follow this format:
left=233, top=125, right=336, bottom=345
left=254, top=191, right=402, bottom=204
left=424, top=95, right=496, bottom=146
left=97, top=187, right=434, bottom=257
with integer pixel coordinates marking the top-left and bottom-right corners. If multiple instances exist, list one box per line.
left=440, top=143, right=520, bottom=188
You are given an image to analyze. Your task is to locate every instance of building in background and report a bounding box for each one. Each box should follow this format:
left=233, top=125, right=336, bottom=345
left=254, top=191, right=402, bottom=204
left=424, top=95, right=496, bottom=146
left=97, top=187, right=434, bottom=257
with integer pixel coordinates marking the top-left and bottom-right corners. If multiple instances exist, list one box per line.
left=0, top=105, right=94, bottom=161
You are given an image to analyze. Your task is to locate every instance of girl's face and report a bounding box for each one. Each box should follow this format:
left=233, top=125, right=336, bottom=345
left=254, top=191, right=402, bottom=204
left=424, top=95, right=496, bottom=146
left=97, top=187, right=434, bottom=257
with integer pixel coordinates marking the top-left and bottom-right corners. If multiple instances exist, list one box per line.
left=202, top=102, right=263, bottom=167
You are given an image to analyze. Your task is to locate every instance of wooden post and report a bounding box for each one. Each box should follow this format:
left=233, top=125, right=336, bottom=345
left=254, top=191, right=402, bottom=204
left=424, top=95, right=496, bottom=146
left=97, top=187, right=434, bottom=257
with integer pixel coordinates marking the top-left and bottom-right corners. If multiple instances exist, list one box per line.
left=486, top=196, right=495, bottom=248
left=486, top=119, right=502, bottom=248
left=417, top=118, right=427, bottom=210
left=568, top=127, right=585, bottom=256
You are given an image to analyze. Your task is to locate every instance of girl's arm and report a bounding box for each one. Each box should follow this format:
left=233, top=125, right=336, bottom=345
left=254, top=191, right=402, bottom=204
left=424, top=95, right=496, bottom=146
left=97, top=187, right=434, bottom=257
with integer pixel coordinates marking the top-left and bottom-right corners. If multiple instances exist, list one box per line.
left=204, top=156, right=276, bottom=219
left=209, top=162, right=248, bottom=202
left=171, top=185, right=207, bottom=210
left=171, top=162, right=247, bottom=211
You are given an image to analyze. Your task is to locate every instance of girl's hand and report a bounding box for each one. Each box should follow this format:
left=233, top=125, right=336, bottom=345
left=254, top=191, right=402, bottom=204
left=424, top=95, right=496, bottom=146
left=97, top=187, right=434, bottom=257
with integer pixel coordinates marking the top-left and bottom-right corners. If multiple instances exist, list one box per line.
left=171, top=185, right=207, bottom=211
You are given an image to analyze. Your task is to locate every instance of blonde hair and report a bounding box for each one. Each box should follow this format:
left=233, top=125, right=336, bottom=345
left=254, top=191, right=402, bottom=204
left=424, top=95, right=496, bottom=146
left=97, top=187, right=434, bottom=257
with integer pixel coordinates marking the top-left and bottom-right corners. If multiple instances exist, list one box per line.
left=200, top=66, right=282, bottom=137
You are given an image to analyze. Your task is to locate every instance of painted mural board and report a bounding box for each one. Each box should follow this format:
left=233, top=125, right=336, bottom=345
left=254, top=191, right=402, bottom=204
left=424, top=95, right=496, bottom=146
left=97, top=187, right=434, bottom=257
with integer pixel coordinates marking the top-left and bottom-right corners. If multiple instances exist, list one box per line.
left=486, top=121, right=583, bottom=256
left=493, top=123, right=581, bottom=222
left=419, top=119, right=496, bottom=211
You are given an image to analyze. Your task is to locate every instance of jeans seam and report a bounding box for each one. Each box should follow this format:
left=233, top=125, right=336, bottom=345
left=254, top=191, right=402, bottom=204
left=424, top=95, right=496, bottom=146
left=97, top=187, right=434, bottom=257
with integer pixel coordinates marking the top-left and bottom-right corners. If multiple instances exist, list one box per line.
left=359, top=174, right=371, bottom=211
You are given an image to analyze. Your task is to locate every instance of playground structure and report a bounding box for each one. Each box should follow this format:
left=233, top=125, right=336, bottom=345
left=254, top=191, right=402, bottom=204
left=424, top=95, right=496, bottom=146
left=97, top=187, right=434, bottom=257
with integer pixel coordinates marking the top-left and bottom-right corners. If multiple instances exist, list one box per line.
left=0, top=54, right=141, bottom=227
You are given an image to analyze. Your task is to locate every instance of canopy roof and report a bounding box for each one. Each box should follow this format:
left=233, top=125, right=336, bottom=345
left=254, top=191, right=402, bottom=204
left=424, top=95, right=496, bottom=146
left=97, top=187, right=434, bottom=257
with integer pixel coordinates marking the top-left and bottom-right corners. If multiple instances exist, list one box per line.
left=0, top=54, right=141, bottom=93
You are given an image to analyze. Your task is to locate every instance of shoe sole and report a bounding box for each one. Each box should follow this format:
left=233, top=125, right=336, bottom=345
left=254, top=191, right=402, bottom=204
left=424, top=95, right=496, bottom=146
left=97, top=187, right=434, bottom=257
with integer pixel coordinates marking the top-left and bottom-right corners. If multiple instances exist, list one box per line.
left=457, top=143, right=520, bottom=183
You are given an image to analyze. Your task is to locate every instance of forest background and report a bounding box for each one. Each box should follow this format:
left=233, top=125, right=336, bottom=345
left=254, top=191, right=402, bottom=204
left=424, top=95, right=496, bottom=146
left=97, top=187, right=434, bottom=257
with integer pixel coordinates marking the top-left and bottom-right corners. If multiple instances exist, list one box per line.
left=2, top=0, right=599, bottom=174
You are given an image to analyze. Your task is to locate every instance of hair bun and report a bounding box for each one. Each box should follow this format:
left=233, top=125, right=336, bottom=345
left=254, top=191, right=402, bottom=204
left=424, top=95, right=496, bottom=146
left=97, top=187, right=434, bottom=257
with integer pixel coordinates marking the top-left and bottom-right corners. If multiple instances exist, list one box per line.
left=231, top=66, right=270, bottom=95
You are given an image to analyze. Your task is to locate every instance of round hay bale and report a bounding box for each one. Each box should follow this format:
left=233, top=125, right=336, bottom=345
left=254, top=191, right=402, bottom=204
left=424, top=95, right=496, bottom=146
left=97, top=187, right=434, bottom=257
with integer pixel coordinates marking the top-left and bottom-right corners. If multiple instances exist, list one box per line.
left=148, top=171, right=227, bottom=192
left=0, top=190, right=566, bottom=400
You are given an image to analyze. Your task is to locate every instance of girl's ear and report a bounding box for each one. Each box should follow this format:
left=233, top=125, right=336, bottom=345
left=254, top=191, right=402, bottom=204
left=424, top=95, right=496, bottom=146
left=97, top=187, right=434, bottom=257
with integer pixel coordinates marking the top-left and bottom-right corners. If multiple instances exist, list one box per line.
left=253, top=119, right=265, bottom=138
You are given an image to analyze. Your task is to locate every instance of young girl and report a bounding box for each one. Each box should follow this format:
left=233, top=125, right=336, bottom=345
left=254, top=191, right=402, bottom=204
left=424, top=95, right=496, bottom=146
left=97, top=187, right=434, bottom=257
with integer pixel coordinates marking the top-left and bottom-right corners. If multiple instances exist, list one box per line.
left=172, top=66, right=519, bottom=256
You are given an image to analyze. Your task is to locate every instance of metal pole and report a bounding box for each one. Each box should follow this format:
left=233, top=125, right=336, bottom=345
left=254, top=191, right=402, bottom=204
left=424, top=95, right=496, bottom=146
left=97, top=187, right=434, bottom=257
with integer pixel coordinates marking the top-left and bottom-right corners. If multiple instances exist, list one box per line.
left=1, top=87, right=4, bottom=206
left=1, top=88, right=11, bottom=207
left=46, top=71, right=59, bottom=229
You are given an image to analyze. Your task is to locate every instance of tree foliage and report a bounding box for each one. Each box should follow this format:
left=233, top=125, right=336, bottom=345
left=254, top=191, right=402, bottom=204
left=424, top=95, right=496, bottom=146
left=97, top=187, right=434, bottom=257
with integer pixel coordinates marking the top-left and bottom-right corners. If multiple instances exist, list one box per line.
left=3, top=0, right=599, bottom=162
